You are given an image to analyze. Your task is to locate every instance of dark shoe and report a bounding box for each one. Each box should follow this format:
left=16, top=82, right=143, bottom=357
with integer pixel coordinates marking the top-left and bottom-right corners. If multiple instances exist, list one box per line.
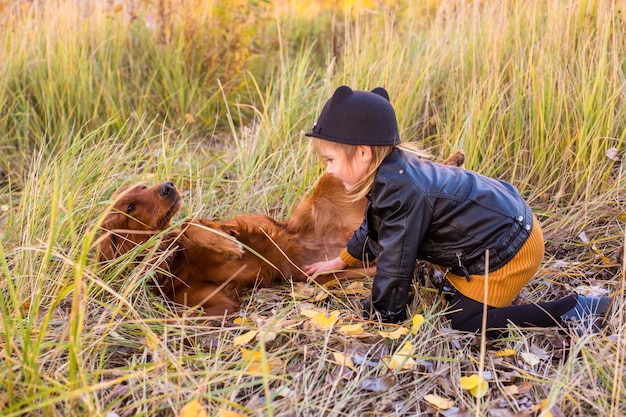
left=560, top=294, right=612, bottom=334
left=362, top=298, right=407, bottom=324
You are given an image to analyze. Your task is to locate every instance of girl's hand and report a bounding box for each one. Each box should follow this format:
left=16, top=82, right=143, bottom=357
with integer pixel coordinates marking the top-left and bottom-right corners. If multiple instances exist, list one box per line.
left=305, top=257, right=347, bottom=277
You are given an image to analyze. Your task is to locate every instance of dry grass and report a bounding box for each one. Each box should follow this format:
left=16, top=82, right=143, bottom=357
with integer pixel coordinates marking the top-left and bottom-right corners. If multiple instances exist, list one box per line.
left=0, top=0, right=624, bottom=416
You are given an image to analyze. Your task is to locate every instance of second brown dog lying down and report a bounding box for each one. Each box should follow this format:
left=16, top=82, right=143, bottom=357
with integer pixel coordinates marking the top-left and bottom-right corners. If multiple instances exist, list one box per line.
left=98, top=151, right=465, bottom=316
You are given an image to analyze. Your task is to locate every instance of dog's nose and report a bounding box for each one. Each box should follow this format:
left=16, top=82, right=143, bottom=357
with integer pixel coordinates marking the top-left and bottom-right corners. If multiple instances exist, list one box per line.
left=160, top=182, right=176, bottom=197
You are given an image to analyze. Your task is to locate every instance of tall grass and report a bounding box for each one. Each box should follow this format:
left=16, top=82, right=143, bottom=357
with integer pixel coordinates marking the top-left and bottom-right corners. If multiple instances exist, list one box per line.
left=0, top=0, right=624, bottom=415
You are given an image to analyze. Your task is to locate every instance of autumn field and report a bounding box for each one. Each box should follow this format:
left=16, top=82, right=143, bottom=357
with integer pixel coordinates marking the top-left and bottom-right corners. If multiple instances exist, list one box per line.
left=0, top=0, right=624, bottom=415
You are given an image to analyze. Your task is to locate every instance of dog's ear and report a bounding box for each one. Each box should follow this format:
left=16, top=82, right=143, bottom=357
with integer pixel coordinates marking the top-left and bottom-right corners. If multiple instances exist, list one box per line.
left=96, top=212, right=122, bottom=262
left=96, top=231, right=117, bottom=262
left=442, top=150, right=465, bottom=167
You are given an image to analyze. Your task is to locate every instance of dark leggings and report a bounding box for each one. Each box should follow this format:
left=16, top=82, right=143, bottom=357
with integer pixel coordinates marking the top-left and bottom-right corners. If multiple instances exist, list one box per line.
left=445, top=292, right=578, bottom=338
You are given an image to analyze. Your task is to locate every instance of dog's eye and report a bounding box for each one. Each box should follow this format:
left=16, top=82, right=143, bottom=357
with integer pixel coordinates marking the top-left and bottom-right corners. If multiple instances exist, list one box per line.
left=127, top=203, right=135, bottom=213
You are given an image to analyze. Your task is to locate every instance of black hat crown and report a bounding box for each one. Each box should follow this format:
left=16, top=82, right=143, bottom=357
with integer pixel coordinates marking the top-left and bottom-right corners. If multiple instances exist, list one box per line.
left=305, top=86, right=400, bottom=146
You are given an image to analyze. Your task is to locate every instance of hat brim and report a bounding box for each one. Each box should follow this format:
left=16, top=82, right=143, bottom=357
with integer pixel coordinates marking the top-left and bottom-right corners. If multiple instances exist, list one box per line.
left=305, top=131, right=400, bottom=146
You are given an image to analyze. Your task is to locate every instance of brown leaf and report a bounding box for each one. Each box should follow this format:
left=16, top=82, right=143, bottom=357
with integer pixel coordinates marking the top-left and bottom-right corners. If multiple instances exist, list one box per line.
left=360, top=376, right=395, bottom=393
left=440, top=407, right=472, bottom=417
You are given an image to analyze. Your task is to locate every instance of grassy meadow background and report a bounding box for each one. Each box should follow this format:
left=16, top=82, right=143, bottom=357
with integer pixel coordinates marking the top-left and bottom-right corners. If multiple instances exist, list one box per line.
left=0, top=0, right=624, bottom=415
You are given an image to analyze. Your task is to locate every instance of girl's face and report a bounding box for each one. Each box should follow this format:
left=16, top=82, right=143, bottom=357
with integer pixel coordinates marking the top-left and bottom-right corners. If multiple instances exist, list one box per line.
left=315, top=141, right=373, bottom=192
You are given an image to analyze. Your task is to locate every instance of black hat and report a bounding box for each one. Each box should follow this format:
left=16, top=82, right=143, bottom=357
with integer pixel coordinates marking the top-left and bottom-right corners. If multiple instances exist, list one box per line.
left=305, top=86, right=400, bottom=146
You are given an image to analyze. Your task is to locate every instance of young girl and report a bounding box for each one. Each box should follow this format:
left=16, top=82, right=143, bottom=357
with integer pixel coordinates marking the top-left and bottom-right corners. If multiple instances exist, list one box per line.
left=304, top=85, right=611, bottom=337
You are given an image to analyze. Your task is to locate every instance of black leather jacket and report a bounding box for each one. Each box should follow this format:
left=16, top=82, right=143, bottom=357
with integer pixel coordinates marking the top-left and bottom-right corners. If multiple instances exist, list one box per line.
left=347, top=148, right=534, bottom=321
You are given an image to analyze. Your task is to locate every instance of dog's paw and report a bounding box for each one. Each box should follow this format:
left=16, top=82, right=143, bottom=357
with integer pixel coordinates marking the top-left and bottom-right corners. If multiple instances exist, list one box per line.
left=182, top=220, right=245, bottom=258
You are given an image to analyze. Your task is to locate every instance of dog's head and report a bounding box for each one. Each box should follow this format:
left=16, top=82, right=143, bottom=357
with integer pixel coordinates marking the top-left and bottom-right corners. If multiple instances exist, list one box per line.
left=97, top=182, right=182, bottom=261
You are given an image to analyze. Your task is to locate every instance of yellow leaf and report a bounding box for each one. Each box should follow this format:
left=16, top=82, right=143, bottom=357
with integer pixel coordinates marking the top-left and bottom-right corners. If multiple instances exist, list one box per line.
left=411, top=314, right=425, bottom=334
left=233, top=330, right=258, bottom=346
left=424, top=393, right=455, bottom=410
left=332, top=351, right=356, bottom=370
left=233, top=317, right=254, bottom=326
left=591, top=243, right=613, bottom=265
left=310, top=311, right=341, bottom=331
left=460, top=374, right=479, bottom=389
left=461, top=374, right=488, bottom=398
left=382, top=341, right=416, bottom=370
left=339, top=323, right=366, bottom=336
left=470, top=381, right=488, bottom=399
left=379, top=327, right=409, bottom=340
left=240, top=348, right=282, bottom=375
left=179, top=399, right=208, bottom=417
left=534, top=399, right=555, bottom=417
left=494, top=348, right=516, bottom=357
left=218, top=410, right=247, bottom=417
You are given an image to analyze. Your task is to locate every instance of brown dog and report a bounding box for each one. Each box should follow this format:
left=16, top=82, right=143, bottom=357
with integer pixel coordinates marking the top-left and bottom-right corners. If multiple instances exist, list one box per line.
left=97, top=151, right=465, bottom=315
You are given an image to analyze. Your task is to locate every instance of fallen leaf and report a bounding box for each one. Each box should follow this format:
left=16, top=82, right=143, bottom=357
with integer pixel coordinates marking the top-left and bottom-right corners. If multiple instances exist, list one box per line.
left=233, top=330, right=258, bottom=346
left=339, top=323, right=366, bottom=336
left=520, top=352, right=541, bottom=367
left=346, top=281, right=365, bottom=290
left=360, top=376, right=396, bottom=393
left=179, top=399, right=208, bottom=417
left=572, top=285, right=610, bottom=297
left=502, top=385, right=520, bottom=396
left=217, top=410, right=246, bottom=417
left=382, top=341, right=416, bottom=370
left=300, top=308, right=321, bottom=318
left=411, top=314, right=425, bottom=334
left=258, top=330, right=278, bottom=343
left=424, top=393, right=455, bottom=410
left=439, top=407, right=472, bottom=417
left=494, top=348, right=516, bottom=357
left=310, top=311, right=341, bottom=331
left=502, top=381, right=533, bottom=396
left=332, top=351, right=356, bottom=370
left=292, top=282, right=316, bottom=298
left=460, top=374, right=488, bottom=398
left=529, top=345, right=551, bottom=361
left=591, top=243, right=612, bottom=265
left=314, top=290, right=330, bottom=302
left=537, top=398, right=563, bottom=417
left=379, top=327, right=409, bottom=340
left=551, top=259, right=570, bottom=269
left=233, top=317, right=254, bottom=326
left=240, top=348, right=282, bottom=374
left=578, top=231, right=590, bottom=243
left=606, top=147, right=621, bottom=161
left=274, top=386, right=296, bottom=399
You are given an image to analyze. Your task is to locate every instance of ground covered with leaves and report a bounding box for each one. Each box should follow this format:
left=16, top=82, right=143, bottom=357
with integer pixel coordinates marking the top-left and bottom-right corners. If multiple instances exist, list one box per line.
left=70, top=216, right=623, bottom=417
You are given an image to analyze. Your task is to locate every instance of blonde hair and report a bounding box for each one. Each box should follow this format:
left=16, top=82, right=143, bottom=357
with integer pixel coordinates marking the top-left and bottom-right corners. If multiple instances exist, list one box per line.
left=311, top=138, right=432, bottom=201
